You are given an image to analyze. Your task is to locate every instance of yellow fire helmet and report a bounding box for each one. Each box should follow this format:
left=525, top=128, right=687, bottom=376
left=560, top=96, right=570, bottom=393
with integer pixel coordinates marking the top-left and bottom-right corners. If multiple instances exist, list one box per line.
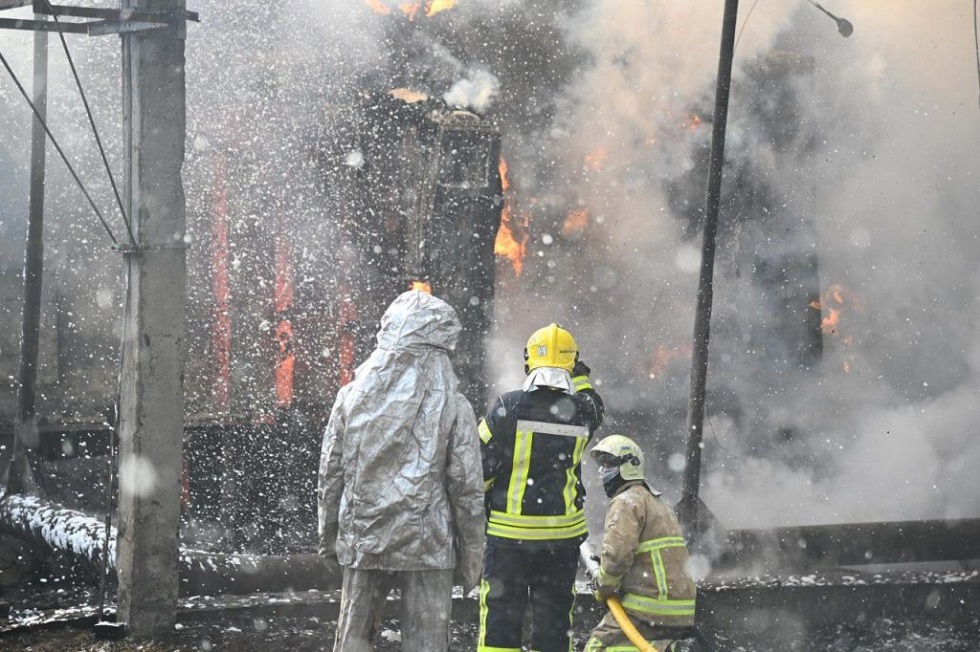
left=590, top=434, right=645, bottom=481
left=524, top=323, right=578, bottom=373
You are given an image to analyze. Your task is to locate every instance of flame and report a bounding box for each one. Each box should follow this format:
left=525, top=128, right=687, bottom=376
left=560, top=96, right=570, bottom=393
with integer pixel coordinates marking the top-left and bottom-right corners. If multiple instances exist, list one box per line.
left=810, top=283, right=863, bottom=373
left=584, top=147, right=608, bottom=171
left=494, top=158, right=529, bottom=275
left=364, top=0, right=456, bottom=18
left=364, top=0, right=391, bottom=13
left=499, top=157, right=511, bottom=192
left=424, top=0, right=456, bottom=15
left=274, top=320, right=295, bottom=408
left=410, top=280, right=432, bottom=294
left=647, top=343, right=691, bottom=379
left=685, top=114, right=703, bottom=132
left=561, top=209, right=589, bottom=237
left=274, top=217, right=295, bottom=409
left=808, top=283, right=862, bottom=336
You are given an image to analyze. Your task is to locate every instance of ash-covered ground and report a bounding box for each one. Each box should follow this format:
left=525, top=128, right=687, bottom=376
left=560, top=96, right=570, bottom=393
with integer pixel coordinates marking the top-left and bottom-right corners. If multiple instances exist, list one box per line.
left=2, top=577, right=979, bottom=652
left=4, top=611, right=980, bottom=652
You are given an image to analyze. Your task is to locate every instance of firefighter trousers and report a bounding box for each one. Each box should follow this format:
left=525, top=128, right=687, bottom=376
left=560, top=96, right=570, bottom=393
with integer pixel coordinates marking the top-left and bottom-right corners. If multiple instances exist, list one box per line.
left=477, top=542, right=579, bottom=652
left=334, top=567, right=454, bottom=652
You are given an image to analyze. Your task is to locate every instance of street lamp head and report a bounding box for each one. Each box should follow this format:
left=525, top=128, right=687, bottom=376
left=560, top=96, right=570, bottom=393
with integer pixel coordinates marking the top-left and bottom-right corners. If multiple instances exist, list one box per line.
left=806, top=0, right=854, bottom=39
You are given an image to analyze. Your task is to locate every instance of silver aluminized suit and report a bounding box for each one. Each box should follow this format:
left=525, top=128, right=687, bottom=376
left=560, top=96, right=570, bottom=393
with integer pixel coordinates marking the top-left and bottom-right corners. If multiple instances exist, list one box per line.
left=317, top=290, right=485, bottom=652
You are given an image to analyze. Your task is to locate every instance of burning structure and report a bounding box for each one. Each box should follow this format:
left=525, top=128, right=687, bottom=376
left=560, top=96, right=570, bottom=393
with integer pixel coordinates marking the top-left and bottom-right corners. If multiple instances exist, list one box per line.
left=1, top=72, right=502, bottom=553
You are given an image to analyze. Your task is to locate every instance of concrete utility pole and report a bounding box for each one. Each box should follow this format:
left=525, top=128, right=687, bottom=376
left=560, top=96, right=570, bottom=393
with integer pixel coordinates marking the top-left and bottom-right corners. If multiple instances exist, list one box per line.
left=115, top=0, right=188, bottom=637
left=8, top=11, right=48, bottom=495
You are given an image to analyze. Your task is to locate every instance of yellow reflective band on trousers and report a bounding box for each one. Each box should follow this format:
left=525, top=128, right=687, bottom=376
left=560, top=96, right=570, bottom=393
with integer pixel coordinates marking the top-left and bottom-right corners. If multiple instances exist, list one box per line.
left=506, top=429, right=534, bottom=513
left=637, top=536, right=687, bottom=598
left=486, top=510, right=588, bottom=540
left=478, top=576, right=521, bottom=652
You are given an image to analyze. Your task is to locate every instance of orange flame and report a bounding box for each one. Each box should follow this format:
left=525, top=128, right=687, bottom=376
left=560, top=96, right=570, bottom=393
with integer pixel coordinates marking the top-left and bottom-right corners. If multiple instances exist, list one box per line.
left=424, top=0, right=456, bottom=15
left=364, top=0, right=456, bottom=18
left=410, top=280, right=432, bottom=294
left=808, top=283, right=862, bottom=336
left=647, top=343, right=691, bottom=379
left=274, top=320, right=295, bottom=408
left=810, top=283, right=863, bottom=372
left=494, top=158, right=529, bottom=275
left=274, top=222, right=295, bottom=409
left=364, top=0, right=391, bottom=13
left=584, top=147, right=608, bottom=171
left=561, top=209, right=589, bottom=237
left=686, top=114, right=703, bottom=132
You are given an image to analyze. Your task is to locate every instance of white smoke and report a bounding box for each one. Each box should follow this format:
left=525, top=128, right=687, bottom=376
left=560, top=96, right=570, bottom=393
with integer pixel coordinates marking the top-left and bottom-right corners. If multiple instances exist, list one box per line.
left=443, top=68, right=499, bottom=112
left=488, top=0, right=980, bottom=527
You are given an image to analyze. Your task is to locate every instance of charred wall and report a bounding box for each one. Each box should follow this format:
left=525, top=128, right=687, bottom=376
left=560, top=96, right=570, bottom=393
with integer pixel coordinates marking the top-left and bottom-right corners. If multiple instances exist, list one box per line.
left=326, top=90, right=502, bottom=406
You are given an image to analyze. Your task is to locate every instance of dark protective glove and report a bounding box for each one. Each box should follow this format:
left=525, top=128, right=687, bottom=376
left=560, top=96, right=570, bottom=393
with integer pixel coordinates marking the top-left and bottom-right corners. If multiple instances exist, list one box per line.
left=572, top=359, right=591, bottom=377
left=590, top=577, right=617, bottom=602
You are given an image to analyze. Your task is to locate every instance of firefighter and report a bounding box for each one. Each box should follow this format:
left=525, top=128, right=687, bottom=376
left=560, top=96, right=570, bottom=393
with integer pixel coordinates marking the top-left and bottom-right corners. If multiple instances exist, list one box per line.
left=584, top=434, right=698, bottom=652
left=318, top=290, right=485, bottom=652
left=478, top=323, right=604, bottom=652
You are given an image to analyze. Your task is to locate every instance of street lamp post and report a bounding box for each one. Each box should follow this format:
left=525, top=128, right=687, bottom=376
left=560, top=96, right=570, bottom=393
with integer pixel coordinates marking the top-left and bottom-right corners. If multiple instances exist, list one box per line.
left=676, top=0, right=740, bottom=536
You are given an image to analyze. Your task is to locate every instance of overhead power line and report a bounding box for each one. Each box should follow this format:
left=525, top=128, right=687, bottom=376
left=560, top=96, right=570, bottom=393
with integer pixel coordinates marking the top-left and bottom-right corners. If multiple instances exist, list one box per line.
left=0, top=48, right=119, bottom=246
left=43, top=0, right=135, bottom=244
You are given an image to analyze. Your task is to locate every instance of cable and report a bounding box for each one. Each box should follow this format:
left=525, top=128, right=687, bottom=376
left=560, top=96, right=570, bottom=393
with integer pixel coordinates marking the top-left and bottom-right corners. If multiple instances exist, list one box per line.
left=43, top=0, right=135, bottom=244
left=974, top=0, right=979, bottom=108
left=734, top=0, right=764, bottom=53
left=0, top=49, right=118, bottom=245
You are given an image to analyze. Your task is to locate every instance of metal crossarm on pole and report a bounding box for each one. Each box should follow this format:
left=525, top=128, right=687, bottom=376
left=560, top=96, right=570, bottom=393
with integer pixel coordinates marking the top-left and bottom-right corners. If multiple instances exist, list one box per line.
left=0, top=1, right=199, bottom=36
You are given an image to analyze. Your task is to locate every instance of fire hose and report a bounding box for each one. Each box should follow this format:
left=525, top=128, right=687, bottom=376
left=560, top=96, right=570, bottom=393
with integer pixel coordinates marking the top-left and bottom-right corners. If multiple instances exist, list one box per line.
left=580, top=541, right=659, bottom=652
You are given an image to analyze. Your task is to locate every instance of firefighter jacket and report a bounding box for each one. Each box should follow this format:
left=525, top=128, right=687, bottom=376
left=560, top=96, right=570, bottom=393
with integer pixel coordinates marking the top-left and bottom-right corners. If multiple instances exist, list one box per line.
left=317, top=290, right=485, bottom=591
left=479, top=370, right=603, bottom=546
left=595, top=481, right=697, bottom=628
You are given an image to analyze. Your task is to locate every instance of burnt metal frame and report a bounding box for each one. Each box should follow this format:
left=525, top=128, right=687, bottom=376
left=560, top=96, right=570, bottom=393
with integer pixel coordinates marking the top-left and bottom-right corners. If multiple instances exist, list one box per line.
left=0, top=0, right=198, bottom=36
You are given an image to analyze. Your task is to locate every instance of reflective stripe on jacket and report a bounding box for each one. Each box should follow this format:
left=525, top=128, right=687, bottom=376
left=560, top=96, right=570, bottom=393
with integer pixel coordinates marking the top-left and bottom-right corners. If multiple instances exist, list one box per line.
left=479, top=375, right=603, bottom=545
left=595, top=482, right=697, bottom=628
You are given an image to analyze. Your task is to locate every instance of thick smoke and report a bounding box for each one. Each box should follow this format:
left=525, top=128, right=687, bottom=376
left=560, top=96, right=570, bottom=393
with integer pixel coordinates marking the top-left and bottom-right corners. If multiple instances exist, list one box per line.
left=479, top=0, right=980, bottom=527
left=695, top=2, right=980, bottom=526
